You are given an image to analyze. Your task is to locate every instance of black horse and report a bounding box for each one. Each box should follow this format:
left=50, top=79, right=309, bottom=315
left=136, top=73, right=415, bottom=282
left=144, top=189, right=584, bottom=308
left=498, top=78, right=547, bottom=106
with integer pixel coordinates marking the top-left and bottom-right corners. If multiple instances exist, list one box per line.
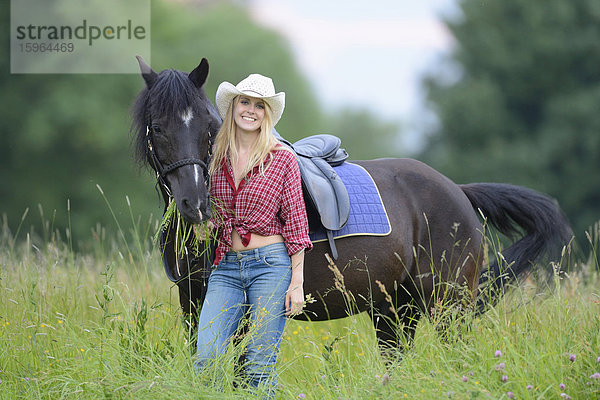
left=131, top=58, right=572, bottom=350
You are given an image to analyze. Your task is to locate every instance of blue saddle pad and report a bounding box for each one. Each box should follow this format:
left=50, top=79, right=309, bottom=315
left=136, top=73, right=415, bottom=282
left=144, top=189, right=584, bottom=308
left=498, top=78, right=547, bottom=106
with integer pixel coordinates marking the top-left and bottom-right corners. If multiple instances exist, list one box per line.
left=309, top=162, right=391, bottom=242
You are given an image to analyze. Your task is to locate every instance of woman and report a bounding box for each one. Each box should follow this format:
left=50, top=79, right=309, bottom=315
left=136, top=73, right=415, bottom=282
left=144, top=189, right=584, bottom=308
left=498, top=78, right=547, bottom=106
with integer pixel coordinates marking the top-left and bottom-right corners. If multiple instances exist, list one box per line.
left=195, top=73, right=312, bottom=395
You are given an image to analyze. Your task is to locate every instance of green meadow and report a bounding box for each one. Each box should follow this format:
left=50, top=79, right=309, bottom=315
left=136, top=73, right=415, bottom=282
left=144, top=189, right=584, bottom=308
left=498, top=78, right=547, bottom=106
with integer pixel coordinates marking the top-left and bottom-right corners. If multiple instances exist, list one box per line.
left=1, top=212, right=599, bottom=399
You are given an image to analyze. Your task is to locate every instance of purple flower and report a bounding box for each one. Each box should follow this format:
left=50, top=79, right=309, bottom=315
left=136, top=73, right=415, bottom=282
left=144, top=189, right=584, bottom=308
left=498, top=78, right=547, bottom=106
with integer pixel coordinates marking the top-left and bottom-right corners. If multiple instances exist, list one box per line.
left=462, top=375, right=468, bottom=382
left=502, top=375, right=508, bottom=382
left=560, top=393, right=571, bottom=400
left=568, top=354, right=576, bottom=362
left=468, top=371, right=474, bottom=376
left=526, top=385, right=533, bottom=390
left=298, top=394, right=306, bottom=399
left=381, top=373, right=390, bottom=385
left=597, top=356, right=600, bottom=363
left=590, top=372, right=600, bottom=380
left=507, top=392, right=514, bottom=399
left=495, top=362, right=506, bottom=371
left=559, top=383, right=566, bottom=390
left=495, top=350, right=502, bottom=357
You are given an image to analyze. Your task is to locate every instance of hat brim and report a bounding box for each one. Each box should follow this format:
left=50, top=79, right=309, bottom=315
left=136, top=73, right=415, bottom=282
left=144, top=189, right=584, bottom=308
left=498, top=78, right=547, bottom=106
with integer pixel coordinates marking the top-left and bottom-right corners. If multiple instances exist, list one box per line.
left=216, top=81, right=285, bottom=126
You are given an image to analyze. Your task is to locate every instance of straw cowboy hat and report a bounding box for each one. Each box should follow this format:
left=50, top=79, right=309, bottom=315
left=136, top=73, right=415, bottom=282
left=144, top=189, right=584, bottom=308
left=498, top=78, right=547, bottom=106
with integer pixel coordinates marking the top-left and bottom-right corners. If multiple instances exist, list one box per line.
left=215, top=74, right=286, bottom=126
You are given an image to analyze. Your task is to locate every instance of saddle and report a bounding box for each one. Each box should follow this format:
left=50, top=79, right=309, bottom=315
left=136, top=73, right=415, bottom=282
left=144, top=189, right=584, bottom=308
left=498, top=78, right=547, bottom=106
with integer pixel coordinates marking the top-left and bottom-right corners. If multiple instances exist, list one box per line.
left=275, top=131, right=350, bottom=259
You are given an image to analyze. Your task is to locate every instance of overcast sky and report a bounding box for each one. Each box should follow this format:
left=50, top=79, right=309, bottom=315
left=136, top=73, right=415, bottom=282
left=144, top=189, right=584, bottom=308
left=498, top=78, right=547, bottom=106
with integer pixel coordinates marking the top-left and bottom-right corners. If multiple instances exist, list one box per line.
left=248, top=0, right=457, bottom=151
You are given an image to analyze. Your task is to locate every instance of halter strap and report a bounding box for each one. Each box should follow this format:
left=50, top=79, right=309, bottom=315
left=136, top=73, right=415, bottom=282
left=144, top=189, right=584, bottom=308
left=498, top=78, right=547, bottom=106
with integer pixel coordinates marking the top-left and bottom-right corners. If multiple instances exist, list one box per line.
left=145, top=124, right=212, bottom=201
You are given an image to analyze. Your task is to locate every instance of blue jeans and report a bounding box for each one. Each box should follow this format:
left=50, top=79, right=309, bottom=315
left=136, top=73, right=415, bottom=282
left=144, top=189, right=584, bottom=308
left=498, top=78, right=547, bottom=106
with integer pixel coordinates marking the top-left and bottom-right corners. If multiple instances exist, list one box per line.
left=195, top=242, right=291, bottom=394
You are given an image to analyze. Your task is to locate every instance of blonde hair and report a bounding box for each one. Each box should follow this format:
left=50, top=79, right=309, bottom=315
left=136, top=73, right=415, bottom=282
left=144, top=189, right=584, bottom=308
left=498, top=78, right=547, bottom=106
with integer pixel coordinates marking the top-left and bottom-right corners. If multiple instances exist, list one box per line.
left=209, top=95, right=282, bottom=178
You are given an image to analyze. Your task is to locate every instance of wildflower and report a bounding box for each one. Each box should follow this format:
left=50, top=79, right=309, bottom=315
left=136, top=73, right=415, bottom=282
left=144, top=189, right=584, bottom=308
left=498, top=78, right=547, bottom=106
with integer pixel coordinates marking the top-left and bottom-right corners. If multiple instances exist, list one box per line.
left=590, top=372, right=600, bottom=379
left=298, top=394, right=306, bottom=399
left=462, top=375, right=468, bottom=382
left=560, top=393, right=571, bottom=400
left=495, top=350, right=502, bottom=357
left=568, top=354, right=576, bottom=362
left=468, top=371, right=474, bottom=376
left=597, top=356, right=600, bottom=363
left=526, top=385, right=533, bottom=390
left=501, top=375, right=508, bottom=382
left=559, top=383, right=565, bottom=390
left=507, top=392, right=514, bottom=399
left=381, top=373, right=390, bottom=385
left=495, top=362, right=506, bottom=371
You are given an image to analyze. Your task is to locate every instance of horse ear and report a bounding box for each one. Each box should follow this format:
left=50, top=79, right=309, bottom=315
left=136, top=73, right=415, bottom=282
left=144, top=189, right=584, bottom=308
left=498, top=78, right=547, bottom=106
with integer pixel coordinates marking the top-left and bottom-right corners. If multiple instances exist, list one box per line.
left=189, top=58, right=209, bottom=89
left=136, top=55, right=157, bottom=87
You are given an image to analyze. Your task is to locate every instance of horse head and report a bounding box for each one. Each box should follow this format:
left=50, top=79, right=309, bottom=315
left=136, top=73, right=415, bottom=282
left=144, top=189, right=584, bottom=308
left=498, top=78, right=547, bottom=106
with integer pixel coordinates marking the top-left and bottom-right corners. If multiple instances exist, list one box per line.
left=132, top=57, right=221, bottom=224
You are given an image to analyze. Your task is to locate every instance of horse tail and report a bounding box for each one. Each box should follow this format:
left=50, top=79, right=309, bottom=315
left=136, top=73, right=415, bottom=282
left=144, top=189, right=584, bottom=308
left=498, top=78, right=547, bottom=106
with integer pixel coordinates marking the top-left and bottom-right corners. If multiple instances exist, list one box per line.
left=459, top=183, right=572, bottom=311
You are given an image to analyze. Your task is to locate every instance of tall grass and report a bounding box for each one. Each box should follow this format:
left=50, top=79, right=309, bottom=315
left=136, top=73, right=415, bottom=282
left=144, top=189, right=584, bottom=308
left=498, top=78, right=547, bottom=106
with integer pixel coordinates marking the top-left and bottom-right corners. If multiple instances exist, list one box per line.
left=1, top=206, right=599, bottom=399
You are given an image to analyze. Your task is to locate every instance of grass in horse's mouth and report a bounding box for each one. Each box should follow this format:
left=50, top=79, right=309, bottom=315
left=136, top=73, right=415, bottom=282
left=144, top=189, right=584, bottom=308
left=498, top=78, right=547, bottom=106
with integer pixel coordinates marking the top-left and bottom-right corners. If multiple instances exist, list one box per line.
left=157, top=199, right=214, bottom=259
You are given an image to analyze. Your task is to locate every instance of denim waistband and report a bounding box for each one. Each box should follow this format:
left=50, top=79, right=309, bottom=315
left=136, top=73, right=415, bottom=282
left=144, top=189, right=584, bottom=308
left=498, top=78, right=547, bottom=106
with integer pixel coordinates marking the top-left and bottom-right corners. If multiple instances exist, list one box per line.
left=223, top=242, right=288, bottom=262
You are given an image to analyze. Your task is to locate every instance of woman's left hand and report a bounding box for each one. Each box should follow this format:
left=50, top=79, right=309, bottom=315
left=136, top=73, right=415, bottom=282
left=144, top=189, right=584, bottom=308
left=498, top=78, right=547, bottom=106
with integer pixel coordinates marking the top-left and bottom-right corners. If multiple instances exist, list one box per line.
left=285, top=281, right=304, bottom=316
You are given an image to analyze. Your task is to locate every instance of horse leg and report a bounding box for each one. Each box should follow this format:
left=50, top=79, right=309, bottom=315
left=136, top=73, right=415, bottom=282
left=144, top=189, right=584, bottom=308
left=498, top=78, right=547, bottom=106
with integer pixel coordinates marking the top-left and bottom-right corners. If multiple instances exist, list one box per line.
left=369, top=287, right=422, bottom=356
left=176, top=254, right=212, bottom=354
left=176, top=275, right=201, bottom=354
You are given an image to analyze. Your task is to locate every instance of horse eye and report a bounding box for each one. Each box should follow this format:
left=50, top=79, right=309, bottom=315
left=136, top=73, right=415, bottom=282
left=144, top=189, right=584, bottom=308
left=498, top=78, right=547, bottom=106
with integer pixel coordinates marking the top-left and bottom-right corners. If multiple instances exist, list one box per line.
left=151, top=124, right=161, bottom=133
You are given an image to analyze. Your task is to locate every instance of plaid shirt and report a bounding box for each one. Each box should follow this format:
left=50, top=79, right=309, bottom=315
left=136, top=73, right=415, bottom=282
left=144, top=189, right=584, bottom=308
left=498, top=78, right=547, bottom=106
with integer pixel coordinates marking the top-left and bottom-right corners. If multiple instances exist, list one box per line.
left=210, top=147, right=313, bottom=265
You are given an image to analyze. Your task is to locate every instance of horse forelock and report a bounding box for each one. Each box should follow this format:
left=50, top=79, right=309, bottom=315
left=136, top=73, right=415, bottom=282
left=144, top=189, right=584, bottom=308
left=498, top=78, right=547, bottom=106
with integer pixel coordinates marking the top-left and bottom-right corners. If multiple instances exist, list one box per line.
left=150, top=70, right=204, bottom=120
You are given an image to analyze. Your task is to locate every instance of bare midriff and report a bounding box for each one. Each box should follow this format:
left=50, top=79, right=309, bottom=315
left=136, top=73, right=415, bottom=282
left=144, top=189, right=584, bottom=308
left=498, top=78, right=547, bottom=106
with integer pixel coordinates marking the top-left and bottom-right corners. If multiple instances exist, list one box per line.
left=230, top=229, right=284, bottom=252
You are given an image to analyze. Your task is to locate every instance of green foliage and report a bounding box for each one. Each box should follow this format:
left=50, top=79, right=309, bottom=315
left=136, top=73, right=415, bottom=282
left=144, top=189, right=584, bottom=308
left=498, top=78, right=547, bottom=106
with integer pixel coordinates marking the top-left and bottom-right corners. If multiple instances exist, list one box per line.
left=0, top=1, right=318, bottom=247
left=326, top=107, right=403, bottom=160
left=420, top=0, right=600, bottom=239
left=1, top=222, right=599, bottom=399
left=1, top=0, right=404, bottom=247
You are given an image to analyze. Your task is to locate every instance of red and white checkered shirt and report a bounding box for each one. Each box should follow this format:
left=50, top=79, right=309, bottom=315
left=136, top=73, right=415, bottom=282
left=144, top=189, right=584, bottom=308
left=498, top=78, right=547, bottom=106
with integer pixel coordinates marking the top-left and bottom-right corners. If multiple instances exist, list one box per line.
left=210, top=147, right=313, bottom=265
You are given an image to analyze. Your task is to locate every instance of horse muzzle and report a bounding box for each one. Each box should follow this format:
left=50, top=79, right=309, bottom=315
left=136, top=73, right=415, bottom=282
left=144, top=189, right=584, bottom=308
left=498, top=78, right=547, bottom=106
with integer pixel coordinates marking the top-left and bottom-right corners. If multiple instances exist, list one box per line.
left=177, top=195, right=211, bottom=224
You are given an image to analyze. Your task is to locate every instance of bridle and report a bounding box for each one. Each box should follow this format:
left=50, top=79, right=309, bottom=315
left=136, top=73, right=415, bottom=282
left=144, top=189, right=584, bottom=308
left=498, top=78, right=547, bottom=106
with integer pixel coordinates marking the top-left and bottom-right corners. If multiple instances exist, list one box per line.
left=145, top=120, right=212, bottom=200
left=146, top=118, right=215, bottom=289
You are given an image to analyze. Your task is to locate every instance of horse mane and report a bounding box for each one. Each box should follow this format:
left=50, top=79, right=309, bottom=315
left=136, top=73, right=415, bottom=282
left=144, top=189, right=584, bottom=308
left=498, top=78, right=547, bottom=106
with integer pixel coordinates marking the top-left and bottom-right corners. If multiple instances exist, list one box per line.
left=130, top=69, right=207, bottom=167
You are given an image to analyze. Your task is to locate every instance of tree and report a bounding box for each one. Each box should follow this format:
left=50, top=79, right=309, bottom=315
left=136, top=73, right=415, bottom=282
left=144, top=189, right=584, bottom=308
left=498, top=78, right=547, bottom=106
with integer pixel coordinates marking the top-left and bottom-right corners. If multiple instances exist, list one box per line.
left=326, top=107, right=402, bottom=160
left=420, top=0, right=600, bottom=238
left=1, top=0, right=405, bottom=247
left=0, top=0, right=323, bottom=245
